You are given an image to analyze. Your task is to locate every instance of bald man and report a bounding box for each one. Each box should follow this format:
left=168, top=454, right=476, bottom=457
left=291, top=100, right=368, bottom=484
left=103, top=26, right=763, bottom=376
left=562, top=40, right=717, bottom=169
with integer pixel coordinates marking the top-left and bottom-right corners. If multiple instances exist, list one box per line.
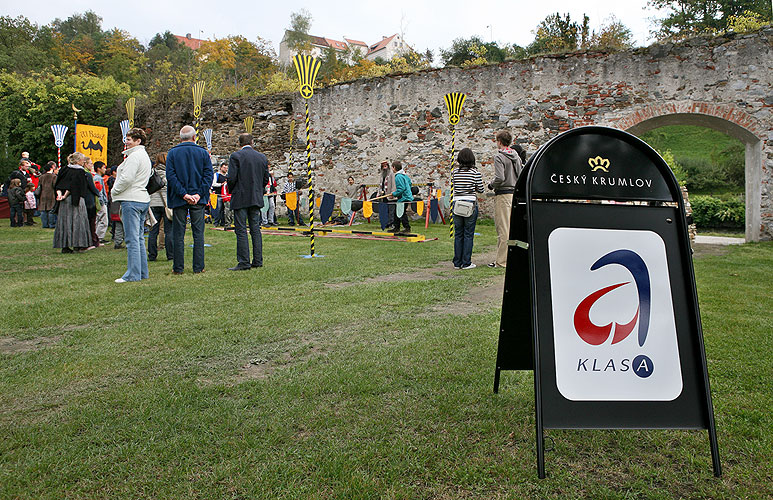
left=166, top=125, right=214, bottom=274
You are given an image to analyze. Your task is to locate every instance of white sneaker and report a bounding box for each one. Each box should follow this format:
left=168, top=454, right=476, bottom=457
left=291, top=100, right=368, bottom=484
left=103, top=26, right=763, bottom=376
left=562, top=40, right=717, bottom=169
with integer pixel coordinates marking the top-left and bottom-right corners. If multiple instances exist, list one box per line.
left=114, top=278, right=127, bottom=283
left=462, top=263, right=477, bottom=270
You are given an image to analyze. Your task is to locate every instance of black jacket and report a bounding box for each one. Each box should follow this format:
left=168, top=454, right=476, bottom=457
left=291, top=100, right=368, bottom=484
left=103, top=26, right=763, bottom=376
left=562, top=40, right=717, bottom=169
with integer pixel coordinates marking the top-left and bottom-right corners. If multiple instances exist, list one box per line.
left=227, top=146, right=269, bottom=210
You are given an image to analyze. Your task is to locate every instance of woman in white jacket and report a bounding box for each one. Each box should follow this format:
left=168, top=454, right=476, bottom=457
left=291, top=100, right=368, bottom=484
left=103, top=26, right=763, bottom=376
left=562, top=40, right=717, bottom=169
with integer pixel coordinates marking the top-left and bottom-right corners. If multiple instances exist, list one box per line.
left=111, top=128, right=151, bottom=283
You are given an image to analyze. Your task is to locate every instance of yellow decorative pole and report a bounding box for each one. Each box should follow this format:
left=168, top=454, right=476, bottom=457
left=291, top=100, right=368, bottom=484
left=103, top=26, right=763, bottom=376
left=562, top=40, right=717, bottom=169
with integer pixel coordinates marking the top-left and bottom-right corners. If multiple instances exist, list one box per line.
left=125, top=97, right=135, bottom=128
left=444, top=92, right=466, bottom=238
left=293, top=54, right=321, bottom=258
left=192, top=81, right=206, bottom=144
left=244, top=116, right=254, bottom=134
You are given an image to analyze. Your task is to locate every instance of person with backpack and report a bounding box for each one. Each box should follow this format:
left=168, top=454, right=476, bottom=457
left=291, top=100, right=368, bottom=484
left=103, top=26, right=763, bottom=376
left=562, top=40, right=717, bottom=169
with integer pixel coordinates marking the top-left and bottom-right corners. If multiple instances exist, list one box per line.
left=488, top=130, right=523, bottom=268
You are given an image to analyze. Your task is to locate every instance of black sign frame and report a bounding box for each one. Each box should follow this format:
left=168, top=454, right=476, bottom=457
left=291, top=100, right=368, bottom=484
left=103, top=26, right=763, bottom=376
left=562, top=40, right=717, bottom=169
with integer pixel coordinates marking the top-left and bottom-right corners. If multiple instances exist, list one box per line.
left=494, top=126, right=721, bottom=479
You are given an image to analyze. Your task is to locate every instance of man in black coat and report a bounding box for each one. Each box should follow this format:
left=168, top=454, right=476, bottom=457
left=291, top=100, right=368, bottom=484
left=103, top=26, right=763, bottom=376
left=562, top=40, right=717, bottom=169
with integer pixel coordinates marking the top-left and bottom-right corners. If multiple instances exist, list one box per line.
left=227, top=133, right=270, bottom=270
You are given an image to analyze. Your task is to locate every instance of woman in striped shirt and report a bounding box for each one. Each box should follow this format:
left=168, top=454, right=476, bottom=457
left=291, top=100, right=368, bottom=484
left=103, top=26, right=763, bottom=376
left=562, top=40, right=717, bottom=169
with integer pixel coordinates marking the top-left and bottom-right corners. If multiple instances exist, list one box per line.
left=452, top=148, right=484, bottom=269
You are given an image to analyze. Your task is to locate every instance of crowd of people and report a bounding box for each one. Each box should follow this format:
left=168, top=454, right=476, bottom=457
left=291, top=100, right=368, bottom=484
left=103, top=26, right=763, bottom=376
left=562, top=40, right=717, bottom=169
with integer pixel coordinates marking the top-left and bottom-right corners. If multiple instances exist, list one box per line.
left=2, top=126, right=526, bottom=280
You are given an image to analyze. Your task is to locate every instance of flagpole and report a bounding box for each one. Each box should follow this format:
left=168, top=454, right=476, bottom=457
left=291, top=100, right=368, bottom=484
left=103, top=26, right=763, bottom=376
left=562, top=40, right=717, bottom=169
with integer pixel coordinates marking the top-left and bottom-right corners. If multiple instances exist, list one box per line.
left=443, top=92, right=467, bottom=238
left=293, top=54, right=322, bottom=259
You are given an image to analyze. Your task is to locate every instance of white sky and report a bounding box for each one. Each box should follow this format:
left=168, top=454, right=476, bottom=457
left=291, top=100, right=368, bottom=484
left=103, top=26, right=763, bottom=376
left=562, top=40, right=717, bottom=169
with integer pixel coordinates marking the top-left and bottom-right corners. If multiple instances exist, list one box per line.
left=6, top=0, right=666, bottom=62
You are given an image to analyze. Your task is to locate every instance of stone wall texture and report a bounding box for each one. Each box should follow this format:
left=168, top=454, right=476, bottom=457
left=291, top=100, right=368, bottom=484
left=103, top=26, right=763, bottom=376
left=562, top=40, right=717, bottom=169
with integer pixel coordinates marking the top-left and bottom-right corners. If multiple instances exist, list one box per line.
left=134, top=28, right=773, bottom=240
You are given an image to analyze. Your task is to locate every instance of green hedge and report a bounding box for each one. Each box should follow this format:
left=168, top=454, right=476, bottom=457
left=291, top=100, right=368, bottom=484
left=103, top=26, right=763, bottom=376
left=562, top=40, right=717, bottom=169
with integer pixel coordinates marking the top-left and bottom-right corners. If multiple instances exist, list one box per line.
left=690, top=194, right=745, bottom=228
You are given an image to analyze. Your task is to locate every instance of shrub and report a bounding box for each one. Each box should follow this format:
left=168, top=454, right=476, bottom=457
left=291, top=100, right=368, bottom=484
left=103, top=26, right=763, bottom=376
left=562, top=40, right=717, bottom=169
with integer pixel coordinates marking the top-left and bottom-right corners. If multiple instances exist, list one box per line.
left=690, top=194, right=745, bottom=228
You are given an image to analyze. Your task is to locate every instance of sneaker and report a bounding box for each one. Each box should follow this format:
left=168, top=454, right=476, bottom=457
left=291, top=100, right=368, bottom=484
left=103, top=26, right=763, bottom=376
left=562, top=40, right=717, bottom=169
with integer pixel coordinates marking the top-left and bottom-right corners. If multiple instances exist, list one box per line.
left=487, top=262, right=497, bottom=268
left=461, top=263, right=477, bottom=270
left=454, top=266, right=461, bottom=270
left=114, top=278, right=127, bottom=283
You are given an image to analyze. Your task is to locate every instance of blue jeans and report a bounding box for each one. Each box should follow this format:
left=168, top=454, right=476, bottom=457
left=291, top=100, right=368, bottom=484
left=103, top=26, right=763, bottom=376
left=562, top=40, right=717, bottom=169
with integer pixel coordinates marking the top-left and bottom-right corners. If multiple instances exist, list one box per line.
left=121, top=200, right=150, bottom=281
left=453, top=202, right=478, bottom=268
left=173, top=204, right=205, bottom=273
left=234, top=206, right=263, bottom=267
left=40, top=210, right=57, bottom=228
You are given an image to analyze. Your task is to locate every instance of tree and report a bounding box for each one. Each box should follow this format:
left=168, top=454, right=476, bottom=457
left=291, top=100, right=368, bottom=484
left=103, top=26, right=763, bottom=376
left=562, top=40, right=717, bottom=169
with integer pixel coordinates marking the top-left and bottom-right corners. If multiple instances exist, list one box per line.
left=648, top=0, right=772, bottom=39
left=0, top=16, right=60, bottom=73
left=440, top=36, right=506, bottom=66
left=285, top=9, right=312, bottom=54
left=527, top=12, right=581, bottom=55
left=588, top=16, right=634, bottom=51
left=0, top=71, right=130, bottom=179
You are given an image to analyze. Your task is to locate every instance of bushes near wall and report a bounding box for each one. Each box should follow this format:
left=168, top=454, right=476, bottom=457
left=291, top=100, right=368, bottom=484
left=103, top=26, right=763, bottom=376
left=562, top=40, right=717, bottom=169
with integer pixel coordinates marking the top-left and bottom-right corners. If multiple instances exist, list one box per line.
left=690, top=194, right=745, bottom=229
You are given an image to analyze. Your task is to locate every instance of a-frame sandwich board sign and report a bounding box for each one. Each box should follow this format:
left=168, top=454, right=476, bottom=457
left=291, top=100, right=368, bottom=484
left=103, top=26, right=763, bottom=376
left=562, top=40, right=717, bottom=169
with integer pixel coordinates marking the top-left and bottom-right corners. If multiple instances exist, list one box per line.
left=493, top=126, right=721, bottom=479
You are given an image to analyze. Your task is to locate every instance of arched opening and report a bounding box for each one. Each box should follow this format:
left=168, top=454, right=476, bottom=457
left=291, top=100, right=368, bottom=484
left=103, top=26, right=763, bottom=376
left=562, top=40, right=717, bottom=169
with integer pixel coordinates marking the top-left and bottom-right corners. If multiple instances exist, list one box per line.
left=625, top=112, right=763, bottom=242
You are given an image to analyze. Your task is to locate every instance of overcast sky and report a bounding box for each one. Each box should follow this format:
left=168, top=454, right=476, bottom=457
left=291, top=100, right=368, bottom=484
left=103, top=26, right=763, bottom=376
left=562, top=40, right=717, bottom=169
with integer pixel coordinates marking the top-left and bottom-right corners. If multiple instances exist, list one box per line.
left=7, top=0, right=667, bottom=61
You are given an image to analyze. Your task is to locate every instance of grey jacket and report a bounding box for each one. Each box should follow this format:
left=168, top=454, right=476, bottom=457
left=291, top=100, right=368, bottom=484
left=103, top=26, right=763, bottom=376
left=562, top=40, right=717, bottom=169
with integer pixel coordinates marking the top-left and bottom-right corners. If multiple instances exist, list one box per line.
left=489, top=148, right=522, bottom=194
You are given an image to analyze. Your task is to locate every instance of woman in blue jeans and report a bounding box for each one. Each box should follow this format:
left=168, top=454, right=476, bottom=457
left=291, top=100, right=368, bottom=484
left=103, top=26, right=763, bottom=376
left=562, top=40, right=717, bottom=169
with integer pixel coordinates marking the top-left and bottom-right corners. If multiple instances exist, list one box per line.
left=110, top=128, right=152, bottom=283
left=451, top=148, right=484, bottom=270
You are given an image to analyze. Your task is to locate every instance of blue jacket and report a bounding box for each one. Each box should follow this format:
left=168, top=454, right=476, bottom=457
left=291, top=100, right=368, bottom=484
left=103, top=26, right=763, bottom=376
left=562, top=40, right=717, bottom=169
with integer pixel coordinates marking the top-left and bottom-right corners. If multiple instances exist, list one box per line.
left=392, top=172, right=413, bottom=202
left=166, top=142, right=214, bottom=209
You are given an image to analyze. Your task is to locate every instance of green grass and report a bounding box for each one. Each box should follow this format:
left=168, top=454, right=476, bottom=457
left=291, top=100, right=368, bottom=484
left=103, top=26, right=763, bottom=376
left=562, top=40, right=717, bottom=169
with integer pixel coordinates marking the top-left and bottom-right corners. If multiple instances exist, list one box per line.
left=0, top=222, right=771, bottom=499
left=638, top=125, right=741, bottom=165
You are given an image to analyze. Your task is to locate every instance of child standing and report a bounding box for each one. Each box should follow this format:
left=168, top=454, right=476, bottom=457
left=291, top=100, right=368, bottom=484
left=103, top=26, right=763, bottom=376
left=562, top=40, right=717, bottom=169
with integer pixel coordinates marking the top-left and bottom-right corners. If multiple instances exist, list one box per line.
left=24, top=183, right=37, bottom=225
left=7, top=178, right=24, bottom=227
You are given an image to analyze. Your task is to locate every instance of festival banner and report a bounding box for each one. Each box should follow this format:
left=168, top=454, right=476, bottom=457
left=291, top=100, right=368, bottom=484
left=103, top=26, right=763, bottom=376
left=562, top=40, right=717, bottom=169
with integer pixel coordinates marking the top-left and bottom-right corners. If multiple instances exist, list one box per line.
left=210, top=193, right=218, bottom=209
left=363, top=201, right=373, bottom=218
left=75, top=124, right=108, bottom=164
left=340, top=198, right=352, bottom=214
left=416, top=201, right=424, bottom=216
left=286, top=191, right=298, bottom=211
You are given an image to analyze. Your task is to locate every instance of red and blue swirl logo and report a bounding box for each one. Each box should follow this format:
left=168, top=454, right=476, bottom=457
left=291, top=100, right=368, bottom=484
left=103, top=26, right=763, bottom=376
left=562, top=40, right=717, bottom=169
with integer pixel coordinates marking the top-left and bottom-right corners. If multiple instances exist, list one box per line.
left=573, top=249, right=651, bottom=347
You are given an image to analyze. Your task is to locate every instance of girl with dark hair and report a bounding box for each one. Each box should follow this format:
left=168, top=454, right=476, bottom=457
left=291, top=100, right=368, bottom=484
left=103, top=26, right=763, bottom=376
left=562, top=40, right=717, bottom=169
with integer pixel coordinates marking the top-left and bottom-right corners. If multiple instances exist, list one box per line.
left=451, top=148, right=484, bottom=269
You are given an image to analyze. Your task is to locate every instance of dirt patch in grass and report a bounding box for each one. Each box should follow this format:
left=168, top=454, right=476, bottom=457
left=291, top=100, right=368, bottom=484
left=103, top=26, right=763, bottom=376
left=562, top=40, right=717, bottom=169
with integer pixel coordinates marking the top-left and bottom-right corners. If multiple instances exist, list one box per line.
left=419, top=275, right=505, bottom=317
left=691, top=243, right=734, bottom=259
left=0, top=335, right=62, bottom=354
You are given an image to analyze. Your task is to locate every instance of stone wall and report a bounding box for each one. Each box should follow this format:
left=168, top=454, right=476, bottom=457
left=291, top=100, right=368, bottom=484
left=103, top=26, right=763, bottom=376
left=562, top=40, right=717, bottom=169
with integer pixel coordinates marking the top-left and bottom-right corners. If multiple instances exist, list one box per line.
left=134, top=29, right=773, bottom=239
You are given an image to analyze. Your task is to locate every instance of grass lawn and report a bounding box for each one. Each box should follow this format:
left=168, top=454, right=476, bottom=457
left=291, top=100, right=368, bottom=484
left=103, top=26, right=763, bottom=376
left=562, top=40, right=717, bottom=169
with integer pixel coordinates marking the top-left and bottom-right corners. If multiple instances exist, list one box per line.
left=0, top=220, right=771, bottom=499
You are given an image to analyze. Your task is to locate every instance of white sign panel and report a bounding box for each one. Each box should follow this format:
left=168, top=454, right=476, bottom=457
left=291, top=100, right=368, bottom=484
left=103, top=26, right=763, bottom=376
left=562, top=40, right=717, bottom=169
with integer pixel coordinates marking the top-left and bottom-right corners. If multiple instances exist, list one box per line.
left=548, top=228, right=683, bottom=401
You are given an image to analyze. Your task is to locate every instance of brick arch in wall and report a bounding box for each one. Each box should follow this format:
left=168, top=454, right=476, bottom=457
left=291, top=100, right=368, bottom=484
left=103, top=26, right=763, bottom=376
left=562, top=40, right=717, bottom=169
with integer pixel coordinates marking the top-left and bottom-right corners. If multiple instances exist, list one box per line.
left=608, top=101, right=765, bottom=242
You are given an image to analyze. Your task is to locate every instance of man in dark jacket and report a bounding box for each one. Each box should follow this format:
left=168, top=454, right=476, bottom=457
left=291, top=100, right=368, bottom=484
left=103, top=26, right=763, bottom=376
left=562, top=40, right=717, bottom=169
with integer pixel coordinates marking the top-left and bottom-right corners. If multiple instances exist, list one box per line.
left=487, top=130, right=522, bottom=268
left=166, top=125, right=214, bottom=274
left=227, top=133, right=269, bottom=270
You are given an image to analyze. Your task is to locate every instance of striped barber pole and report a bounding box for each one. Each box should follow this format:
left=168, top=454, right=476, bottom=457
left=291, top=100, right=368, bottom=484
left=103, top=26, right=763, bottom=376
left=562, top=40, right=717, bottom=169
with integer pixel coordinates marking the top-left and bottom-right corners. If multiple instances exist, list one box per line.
left=51, top=124, right=68, bottom=167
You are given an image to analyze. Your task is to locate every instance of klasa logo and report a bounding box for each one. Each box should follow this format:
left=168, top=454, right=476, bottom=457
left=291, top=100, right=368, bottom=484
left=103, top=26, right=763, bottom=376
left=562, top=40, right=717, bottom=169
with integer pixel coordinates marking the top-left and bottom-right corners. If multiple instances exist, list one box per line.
left=573, top=249, right=654, bottom=378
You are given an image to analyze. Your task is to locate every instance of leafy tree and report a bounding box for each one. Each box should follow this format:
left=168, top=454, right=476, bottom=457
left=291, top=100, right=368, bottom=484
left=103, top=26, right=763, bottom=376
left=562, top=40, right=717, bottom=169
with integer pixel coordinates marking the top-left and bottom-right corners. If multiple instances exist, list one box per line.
left=727, top=10, right=770, bottom=33
left=648, top=0, right=772, bottom=39
left=588, top=16, right=634, bottom=51
left=527, top=12, right=581, bottom=55
left=440, top=36, right=506, bottom=66
left=285, top=9, right=312, bottom=54
left=0, top=71, right=130, bottom=179
left=0, top=16, right=60, bottom=73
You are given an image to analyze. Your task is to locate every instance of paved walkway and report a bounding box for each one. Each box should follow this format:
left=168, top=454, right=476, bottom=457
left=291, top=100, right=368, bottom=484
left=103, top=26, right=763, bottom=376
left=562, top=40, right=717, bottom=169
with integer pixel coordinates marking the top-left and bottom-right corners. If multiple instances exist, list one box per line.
left=694, top=235, right=745, bottom=245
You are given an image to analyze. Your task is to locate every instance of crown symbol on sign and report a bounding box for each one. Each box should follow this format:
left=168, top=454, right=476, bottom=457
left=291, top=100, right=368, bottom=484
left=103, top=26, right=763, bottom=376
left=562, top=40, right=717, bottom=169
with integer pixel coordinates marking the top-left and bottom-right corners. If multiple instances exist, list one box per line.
left=588, top=156, right=611, bottom=172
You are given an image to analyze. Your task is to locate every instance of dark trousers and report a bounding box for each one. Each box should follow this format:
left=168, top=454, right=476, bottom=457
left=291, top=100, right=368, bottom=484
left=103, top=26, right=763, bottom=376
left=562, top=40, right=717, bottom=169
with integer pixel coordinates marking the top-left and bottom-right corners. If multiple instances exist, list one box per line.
left=88, top=213, right=98, bottom=246
left=24, top=208, right=35, bottom=225
left=173, top=204, right=205, bottom=273
left=393, top=204, right=410, bottom=232
left=452, top=203, right=478, bottom=268
left=148, top=206, right=173, bottom=261
left=234, top=206, right=263, bottom=267
left=288, top=207, right=304, bottom=226
left=10, top=205, right=23, bottom=226
left=40, top=210, right=57, bottom=228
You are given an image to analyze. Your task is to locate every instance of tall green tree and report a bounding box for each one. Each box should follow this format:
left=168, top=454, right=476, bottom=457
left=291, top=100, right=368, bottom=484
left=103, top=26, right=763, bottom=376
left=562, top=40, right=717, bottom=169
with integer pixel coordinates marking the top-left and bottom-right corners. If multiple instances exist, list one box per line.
left=285, top=9, right=313, bottom=54
left=0, top=16, right=60, bottom=73
left=440, top=36, right=506, bottom=66
left=527, top=12, right=582, bottom=55
left=648, top=0, right=772, bottom=39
